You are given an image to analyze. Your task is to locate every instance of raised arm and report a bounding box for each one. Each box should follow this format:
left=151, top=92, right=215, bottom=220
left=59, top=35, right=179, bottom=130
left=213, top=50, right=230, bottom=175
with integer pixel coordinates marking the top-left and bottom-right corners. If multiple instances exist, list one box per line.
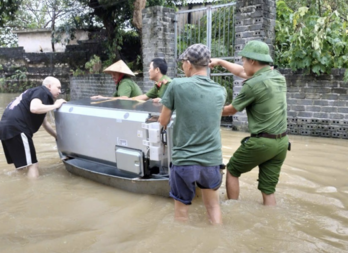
left=222, top=104, right=238, bottom=116
left=209, top=58, right=250, bottom=79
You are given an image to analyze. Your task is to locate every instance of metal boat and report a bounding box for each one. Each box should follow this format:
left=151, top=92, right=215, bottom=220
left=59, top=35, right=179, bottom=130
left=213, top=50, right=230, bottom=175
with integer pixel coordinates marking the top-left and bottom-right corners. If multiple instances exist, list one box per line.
left=54, top=98, right=174, bottom=197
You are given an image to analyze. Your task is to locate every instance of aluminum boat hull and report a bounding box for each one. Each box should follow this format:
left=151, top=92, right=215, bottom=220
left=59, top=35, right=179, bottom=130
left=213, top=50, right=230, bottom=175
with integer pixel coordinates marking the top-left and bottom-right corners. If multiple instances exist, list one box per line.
left=63, top=158, right=170, bottom=197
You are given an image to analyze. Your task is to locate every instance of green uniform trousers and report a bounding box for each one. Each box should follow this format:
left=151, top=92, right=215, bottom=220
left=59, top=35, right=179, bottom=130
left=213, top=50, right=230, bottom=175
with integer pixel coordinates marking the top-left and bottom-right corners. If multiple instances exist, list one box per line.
left=227, top=135, right=289, bottom=195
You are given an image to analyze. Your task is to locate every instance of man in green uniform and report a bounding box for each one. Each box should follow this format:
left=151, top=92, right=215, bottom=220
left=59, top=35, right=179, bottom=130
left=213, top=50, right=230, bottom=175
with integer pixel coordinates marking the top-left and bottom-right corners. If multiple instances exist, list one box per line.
left=91, top=60, right=142, bottom=99
left=209, top=40, right=289, bottom=206
left=132, top=58, right=172, bottom=102
left=159, top=44, right=226, bottom=224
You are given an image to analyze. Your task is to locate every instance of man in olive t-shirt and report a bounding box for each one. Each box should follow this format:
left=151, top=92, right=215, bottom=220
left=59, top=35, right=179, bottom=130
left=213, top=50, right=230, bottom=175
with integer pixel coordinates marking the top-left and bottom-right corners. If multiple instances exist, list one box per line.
left=132, top=58, right=172, bottom=102
left=209, top=40, right=288, bottom=206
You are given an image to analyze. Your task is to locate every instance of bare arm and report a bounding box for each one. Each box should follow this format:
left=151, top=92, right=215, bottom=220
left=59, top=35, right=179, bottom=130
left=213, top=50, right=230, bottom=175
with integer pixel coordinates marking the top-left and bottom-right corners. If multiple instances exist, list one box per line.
left=42, top=117, right=57, bottom=138
left=131, top=94, right=149, bottom=101
left=222, top=104, right=238, bottom=116
left=90, top=95, right=111, bottom=99
left=30, top=98, right=66, bottom=114
left=158, top=105, right=172, bottom=128
left=209, top=58, right=250, bottom=79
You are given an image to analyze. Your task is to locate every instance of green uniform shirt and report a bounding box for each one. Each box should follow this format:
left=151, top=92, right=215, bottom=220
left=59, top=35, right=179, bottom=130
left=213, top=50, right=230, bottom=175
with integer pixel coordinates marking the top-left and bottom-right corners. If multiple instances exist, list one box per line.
left=232, top=66, right=287, bottom=134
left=162, top=75, right=227, bottom=166
left=145, top=75, right=172, bottom=99
left=113, top=77, right=142, bottom=97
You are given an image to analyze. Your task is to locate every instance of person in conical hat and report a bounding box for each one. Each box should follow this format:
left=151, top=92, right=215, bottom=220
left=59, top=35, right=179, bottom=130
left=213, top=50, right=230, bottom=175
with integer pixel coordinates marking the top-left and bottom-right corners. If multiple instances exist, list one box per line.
left=91, top=60, right=142, bottom=99
left=209, top=40, right=289, bottom=206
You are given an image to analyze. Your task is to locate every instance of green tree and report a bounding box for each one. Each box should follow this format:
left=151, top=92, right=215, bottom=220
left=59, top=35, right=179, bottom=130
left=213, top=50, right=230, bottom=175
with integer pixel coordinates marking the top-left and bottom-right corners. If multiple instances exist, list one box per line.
left=0, top=0, right=21, bottom=27
left=275, top=0, right=348, bottom=79
left=74, top=0, right=178, bottom=63
left=280, top=0, right=348, bottom=17
left=4, top=0, right=88, bottom=51
left=75, top=0, right=134, bottom=61
left=0, top=27, right=17, bottom=47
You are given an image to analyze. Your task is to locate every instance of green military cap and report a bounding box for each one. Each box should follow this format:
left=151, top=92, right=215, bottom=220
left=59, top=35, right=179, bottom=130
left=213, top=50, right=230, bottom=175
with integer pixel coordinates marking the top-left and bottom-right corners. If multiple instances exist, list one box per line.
left=238, top=40, right=273, bottom=63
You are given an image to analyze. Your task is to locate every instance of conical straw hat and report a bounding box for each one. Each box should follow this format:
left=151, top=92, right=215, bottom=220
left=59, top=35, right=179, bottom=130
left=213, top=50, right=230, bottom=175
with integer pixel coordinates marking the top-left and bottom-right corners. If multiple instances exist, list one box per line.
left=103, top=60, right=135, bottom=76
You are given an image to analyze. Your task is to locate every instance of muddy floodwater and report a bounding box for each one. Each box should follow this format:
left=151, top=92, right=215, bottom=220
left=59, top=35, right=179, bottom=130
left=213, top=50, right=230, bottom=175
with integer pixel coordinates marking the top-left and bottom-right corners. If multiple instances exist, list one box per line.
left=0, top=93, right=347, bottom=253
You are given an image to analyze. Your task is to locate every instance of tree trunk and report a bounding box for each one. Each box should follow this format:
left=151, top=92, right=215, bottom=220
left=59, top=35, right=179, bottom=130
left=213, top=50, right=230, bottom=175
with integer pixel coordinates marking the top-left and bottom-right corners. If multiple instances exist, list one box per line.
left=51, top=2, right=56, bottom=52
left=132, top=0, right=146, bottom=30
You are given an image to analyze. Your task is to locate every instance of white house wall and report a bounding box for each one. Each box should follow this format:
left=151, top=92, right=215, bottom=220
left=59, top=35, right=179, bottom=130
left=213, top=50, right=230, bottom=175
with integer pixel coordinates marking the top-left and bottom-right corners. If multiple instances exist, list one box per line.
left=16, top=30, right=89, bottom=53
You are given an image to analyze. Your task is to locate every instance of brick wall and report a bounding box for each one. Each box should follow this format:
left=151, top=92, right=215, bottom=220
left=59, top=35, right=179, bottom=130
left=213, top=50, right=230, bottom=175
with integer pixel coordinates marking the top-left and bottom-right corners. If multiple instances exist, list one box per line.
left=141, top=6, right=175, bottom=92
left=283, top=68, right=348, bottom=139
left=232, top=0, right=277, bottom=131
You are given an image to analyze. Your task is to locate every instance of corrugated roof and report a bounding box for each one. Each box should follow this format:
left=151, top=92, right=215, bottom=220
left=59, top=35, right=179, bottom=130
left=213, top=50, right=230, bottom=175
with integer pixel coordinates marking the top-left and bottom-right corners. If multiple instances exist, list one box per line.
left=176, top=0, right=221, bottom=6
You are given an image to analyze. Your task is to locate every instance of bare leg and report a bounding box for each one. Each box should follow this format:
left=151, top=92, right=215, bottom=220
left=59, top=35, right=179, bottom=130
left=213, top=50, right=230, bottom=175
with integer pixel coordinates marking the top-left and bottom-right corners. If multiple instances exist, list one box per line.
left=201, top=189, right=222, bottom=224
left=262, top=192, right=276, bottom=206
left=27, top=163, right=39, bottom=179
left=15, top=168, right=27, bottom=176
left=174, top=200, right=189, bottom=222
left=226, top=171, right=239, bottom=200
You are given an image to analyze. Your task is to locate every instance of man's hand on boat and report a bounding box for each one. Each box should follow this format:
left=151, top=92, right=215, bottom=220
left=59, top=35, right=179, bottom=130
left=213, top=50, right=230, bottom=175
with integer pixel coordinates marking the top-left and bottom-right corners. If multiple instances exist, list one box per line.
left=90, top=95, right=110, bottom=99
left=90, top=95, right=132, bottom=100
left=152, top=98, right=162, bottom=103
left=54, top=99, right=67, bottom=108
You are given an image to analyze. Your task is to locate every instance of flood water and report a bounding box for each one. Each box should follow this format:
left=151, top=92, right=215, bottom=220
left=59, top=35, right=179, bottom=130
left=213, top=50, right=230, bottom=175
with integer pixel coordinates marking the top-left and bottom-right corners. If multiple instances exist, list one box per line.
left=0, top=93, right=347, bottom=253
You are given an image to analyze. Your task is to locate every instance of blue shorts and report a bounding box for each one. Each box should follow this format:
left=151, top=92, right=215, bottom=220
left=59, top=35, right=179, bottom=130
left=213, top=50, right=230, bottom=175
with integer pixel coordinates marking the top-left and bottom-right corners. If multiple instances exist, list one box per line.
left=169, top=165, right=222, bottom=205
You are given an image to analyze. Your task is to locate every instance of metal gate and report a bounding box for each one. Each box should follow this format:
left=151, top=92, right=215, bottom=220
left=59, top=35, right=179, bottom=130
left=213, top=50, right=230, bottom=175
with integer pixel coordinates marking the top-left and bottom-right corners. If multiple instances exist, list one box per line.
left=174, top=2, right=236, bottom=127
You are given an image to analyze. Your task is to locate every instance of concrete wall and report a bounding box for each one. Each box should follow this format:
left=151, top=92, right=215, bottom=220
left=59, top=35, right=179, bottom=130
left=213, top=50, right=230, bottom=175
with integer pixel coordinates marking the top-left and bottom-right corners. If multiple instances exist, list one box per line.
left=15, top=29, right=89, bottom=53
left=0, top=42, right=101, bottom=95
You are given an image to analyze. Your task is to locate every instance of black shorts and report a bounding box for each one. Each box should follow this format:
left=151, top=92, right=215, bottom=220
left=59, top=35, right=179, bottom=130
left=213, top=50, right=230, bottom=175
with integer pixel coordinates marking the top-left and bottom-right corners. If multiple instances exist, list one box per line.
left=1, top=133, right=37, bottom=169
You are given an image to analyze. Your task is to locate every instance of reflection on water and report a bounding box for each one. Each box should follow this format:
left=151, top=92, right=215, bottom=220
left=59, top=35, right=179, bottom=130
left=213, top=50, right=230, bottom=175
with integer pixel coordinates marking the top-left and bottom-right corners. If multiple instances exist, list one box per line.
left=0, top=93, right=347, bottom=253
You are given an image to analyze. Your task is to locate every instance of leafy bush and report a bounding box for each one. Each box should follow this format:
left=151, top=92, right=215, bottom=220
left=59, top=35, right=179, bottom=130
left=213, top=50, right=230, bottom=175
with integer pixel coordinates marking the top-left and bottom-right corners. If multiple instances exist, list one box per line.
left=85, top=55, right=102, bottom=74
left=0, top=67, right=34, bottom=92
left=275, top=0, right=348, bottom=80
left=0, top=27, right=18, bottom=47
left=70, top=68, right=85, bottom=77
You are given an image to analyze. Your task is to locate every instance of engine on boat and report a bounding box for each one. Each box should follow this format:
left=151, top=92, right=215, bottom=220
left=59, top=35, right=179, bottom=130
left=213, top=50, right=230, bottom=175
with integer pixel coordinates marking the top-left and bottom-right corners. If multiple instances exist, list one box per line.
left=54, top=98, right=174, bottom=178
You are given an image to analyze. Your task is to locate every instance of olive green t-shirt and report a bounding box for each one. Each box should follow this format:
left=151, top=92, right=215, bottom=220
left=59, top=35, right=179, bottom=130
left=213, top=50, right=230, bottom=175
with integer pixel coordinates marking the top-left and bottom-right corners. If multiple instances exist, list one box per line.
left=161, top=75, right=227, bottom=166
left=232, top=66, right=287, bottom=134
left=146, top=75, right=172, bottom=98
left=113, top=77, right=142, bottom=97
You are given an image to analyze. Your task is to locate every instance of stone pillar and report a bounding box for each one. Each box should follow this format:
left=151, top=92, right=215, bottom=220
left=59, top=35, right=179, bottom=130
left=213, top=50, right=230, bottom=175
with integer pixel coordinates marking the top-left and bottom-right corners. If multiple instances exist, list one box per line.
left=141, top=6, right=175, bottom=92
left=233, top=0, right=276, bottom=131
